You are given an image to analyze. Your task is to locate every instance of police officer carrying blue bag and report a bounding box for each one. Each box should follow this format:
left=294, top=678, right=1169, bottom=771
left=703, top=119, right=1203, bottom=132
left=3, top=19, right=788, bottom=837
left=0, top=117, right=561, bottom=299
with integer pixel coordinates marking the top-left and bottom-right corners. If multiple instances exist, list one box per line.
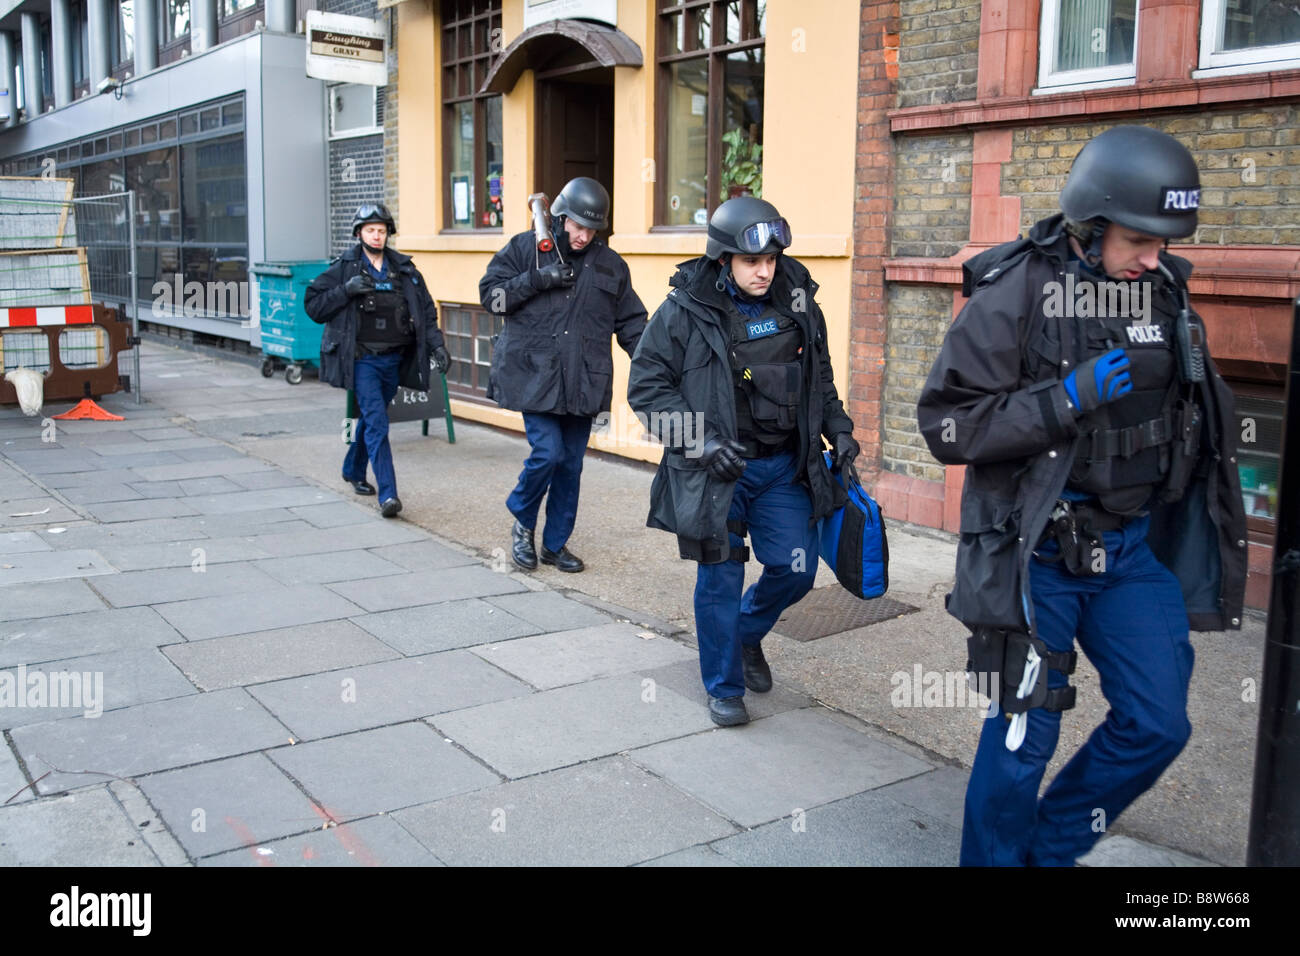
left=629, top=198, right=859, bottom=727
left=305, top=203, right=451, bottom=518
left=480, top=178, right=647, bottom=573
left=917, top=127, right=1247, bottom=866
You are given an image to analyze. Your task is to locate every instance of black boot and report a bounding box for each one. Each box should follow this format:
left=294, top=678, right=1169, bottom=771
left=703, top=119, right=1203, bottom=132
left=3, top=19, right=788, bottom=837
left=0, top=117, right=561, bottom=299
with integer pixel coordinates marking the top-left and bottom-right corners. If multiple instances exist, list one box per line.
left=539, top=544, right=585, bottom=573
left=708, top=696, right=749, bottom=727
left=742, top=644, right=773, bottom=693
left=511, top=519, right=537, bottom=571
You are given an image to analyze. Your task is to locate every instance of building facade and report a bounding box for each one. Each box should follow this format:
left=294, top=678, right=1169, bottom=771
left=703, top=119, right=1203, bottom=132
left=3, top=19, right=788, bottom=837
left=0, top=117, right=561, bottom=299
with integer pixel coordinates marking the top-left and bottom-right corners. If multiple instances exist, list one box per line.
left=853, top=0, right=1300, bottom=608
left=392, top=0, right=863, bottom=463
left=0, top=0, right=397, bottom=344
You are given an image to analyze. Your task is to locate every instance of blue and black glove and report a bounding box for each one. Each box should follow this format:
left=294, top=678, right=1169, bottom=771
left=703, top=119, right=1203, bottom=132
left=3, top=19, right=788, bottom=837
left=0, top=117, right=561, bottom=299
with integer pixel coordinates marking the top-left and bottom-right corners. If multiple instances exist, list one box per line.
left=1063, top=348, right=1132, bottom=415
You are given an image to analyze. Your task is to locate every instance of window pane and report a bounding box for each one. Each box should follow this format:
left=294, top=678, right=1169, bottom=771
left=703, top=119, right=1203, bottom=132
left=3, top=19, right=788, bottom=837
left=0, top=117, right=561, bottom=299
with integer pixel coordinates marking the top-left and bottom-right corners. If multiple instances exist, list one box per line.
left=484, top=95, right=503, bottom=227
left=1055, top=0, right=1135, bottom=72
left=222, top=0, right=258, bottom=16
left=167, top=0, right=190, bottom=41
left=127, top=147, right=180, bottom=242
left=159, top=118, right=176, bottom=139
left=1221, top=1, right=1300, bottom=51
left=448, top=101, right=475, bottom=228
left=1235, top=393, right=1284, bottom=519
left=181, top=134, right=247, bottom=243
left=118, top=0, right=134, bottom=61
left=223, top=100, right=243, bottom=125
left=332, top=84, right=376, bottom=135
left=719, top=47, right=764, bottom=202
left=662, top=58, right=710, bottom=226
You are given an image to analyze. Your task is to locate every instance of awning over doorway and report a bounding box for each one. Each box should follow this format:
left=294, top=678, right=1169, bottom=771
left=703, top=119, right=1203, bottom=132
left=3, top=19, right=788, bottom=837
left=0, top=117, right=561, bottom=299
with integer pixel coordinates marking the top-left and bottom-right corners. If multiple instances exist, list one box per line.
left=481, top=19, right=642, bottom=94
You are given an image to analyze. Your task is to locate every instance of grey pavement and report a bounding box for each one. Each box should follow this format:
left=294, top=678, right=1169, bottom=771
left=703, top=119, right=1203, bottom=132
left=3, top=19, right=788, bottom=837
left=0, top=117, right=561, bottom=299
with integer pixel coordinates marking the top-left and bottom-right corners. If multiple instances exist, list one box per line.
left=0, top=339, right=1262, bottom=866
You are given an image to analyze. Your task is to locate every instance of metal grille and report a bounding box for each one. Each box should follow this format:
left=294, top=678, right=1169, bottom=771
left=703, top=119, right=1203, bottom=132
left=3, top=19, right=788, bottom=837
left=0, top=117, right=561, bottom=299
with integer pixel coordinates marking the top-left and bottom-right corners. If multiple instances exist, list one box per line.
left=774, top=586, right=920, bottom=642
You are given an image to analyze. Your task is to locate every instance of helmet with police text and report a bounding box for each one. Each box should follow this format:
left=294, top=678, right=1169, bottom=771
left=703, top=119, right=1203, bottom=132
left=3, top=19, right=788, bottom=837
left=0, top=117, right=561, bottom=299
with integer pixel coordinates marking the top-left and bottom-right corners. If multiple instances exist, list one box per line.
left=550, top=178, right=610, bottom=231
left=706, top=197, right=792, bottom=260
left=351, top=202, right=397, bottom=239
left=1059, top=126, right=1199, bottom=239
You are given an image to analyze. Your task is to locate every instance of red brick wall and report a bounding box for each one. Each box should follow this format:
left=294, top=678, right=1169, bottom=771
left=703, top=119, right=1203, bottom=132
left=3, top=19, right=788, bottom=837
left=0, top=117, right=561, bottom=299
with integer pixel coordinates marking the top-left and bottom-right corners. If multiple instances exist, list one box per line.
left=849, top=0, right=900, bottom=480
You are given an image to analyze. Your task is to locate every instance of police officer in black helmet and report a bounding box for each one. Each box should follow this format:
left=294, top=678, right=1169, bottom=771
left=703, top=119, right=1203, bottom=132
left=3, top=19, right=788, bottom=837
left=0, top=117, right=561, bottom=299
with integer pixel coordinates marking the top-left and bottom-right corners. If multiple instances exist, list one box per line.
left=480, top=177, right=647, bottom=572
left=305, top=203, right=451, bottom=517
left=629, top=197, right=859, bottom=727
left=918, top=127, right=1246, bottom=865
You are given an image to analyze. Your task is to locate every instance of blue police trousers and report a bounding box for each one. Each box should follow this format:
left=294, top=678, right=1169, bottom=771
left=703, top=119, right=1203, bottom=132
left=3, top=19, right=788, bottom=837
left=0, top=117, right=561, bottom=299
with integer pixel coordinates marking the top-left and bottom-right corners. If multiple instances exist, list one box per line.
left=694, top=451, right=819, bottom=700
left=343, top=352, right=402, bottom=503
left=960, top=514, right=1194, bottom=866
left=507, top=412, right=594, bottom=553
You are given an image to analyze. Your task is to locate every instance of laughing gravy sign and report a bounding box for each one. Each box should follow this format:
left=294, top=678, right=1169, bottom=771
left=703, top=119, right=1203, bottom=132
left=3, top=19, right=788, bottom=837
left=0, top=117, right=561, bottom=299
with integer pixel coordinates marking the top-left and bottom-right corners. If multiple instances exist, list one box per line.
left=305, top=11, right=386, bottom=86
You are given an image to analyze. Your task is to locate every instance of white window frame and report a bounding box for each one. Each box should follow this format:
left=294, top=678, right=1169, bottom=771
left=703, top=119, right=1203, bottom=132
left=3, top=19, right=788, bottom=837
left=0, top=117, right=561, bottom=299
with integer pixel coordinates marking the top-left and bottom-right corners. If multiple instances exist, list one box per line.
left=1035, top=0, right=1140, bottom=94
left=328, top=83, right=381, bottom=140
left=1194, top=0, right=1300, bottom=77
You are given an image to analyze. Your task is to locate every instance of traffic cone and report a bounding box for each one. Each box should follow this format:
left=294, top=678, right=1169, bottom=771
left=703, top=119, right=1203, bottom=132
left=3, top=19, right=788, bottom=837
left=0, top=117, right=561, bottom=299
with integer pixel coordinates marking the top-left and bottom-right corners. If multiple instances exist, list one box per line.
left=52, top=398, right=124, bottom=421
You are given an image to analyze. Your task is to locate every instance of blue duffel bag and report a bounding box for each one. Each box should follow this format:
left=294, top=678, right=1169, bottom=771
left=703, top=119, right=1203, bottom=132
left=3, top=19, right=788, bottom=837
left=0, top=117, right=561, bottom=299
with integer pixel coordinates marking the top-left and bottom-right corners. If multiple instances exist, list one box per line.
left=817, top=452, right=889, bottom=599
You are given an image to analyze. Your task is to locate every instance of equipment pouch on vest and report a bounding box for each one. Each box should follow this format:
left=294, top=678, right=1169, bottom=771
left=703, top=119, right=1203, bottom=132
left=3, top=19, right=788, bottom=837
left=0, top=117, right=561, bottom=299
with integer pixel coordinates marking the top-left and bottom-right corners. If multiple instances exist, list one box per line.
left=966, top=627, right=1077, bottom=717
left=1158, top=398, right=1203, bottom=504
left=740, top=362, right=802, bottom=437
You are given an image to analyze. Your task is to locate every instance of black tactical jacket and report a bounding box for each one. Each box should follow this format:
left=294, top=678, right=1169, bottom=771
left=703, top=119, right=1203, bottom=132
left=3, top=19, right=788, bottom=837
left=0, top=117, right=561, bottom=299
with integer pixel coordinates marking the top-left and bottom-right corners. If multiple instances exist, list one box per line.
left=303, top=243, right=444, bottom=392
left=628, top=254, right=855, bottom=562
left=917, top=213, right=1247, bottom=634
left=478, top=231, right=646, bottom=417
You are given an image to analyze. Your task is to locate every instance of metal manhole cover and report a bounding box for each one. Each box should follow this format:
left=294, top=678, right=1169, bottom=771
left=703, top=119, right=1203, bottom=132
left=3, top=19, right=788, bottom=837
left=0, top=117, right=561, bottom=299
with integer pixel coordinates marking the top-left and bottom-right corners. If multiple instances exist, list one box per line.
left=775, top=586, right=919, bottom=642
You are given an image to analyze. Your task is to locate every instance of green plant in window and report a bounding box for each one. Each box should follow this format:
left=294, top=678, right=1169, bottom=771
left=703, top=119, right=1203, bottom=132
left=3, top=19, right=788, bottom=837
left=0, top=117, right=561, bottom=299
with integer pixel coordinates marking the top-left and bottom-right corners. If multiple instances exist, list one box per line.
left=720, top=127, right=762, bottom=202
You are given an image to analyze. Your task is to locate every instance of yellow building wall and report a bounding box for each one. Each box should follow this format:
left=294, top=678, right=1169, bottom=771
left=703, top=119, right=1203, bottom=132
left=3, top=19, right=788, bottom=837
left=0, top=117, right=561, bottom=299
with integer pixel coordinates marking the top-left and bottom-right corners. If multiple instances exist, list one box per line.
left=395, top=0, right=861, bottom=463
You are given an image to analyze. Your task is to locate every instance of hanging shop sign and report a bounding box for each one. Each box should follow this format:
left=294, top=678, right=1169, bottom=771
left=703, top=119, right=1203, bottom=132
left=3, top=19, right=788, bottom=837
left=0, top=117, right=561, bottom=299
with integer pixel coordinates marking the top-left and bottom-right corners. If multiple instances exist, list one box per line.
left=305, top=11, right=387, bottom=87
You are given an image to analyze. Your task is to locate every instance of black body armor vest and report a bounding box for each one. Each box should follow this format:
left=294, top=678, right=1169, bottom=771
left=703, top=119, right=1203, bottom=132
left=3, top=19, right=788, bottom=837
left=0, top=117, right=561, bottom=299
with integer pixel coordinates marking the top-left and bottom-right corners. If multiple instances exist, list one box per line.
left=1067, top=276, right=1178, bottom=515
left=357, top=277, right=413, bottom=354
left=726, top=300, right=803, bottom=447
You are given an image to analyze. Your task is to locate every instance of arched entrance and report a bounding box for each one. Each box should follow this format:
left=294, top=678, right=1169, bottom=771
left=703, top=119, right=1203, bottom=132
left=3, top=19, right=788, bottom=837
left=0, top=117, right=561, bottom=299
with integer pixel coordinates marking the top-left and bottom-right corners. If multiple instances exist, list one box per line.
left=482, top=19, right=641, bottom=230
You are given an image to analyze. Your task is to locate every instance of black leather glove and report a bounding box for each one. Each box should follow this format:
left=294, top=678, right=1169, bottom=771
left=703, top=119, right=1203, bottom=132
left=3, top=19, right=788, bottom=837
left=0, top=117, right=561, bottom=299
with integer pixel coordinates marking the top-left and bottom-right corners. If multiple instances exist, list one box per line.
left=344, top=273, right=376, bottom=297
left=433, top=346, right=451, bottom=375
left=832, top=431, right=861, bottom=485
left=700, top=437, right=747, bottom=482
left=532, top=261, right=576, bottom=290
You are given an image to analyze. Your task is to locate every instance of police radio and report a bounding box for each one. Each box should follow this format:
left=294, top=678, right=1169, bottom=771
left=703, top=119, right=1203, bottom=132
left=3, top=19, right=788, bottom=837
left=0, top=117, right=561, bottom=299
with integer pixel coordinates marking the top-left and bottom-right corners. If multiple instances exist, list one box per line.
left=1157, top=262, right=1205, bottom=384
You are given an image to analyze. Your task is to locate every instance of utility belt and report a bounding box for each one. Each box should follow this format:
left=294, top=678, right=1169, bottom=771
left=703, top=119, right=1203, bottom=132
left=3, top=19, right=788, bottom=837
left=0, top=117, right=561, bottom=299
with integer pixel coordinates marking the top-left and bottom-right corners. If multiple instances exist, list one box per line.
left=735, top=434, right=796, bottom=460
left=1035, top=497, right=1128, bottom=577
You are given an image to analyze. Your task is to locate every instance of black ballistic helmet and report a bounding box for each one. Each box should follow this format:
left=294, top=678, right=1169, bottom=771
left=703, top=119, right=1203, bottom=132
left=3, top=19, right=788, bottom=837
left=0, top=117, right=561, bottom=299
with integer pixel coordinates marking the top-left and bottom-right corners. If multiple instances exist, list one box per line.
left=550, top=177, right=610, bottom=231
left=706, top=197, right=792, bottom=260
left=352, top=202, right=397, bottom=238
left=1060, top=126, right=1200, bottom=239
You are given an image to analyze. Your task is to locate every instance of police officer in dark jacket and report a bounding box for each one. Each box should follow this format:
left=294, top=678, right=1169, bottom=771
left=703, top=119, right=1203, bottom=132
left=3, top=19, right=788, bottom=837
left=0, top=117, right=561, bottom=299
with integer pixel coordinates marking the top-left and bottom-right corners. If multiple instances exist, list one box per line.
left=304, top=203, right=450, bottom=518
left=479, top=177, right=646, bottom=572
left=628, top=198, right=858, bottom=727
left=917, top=127, right=1247, bottom=866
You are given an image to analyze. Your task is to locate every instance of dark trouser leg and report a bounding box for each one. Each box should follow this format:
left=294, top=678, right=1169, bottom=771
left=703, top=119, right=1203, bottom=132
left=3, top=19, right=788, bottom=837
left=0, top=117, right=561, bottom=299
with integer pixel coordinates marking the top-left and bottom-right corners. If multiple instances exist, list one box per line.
left=507, top=413, right=564, bottom=530
left=541, top=414, right=594, bottom=552
left=350, top=353, right=401, bottom=502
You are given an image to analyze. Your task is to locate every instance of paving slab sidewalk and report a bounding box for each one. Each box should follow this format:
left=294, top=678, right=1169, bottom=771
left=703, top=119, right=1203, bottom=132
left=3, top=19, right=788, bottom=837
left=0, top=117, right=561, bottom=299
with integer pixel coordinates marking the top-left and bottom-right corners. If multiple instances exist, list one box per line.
left=0, top=342, right=1230, bottom=866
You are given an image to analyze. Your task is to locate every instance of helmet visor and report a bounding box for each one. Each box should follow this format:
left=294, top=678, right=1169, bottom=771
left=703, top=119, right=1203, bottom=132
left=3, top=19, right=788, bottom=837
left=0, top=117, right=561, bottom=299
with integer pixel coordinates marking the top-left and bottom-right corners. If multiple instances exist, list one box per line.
left=734, top=218, right=791, bottom=254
